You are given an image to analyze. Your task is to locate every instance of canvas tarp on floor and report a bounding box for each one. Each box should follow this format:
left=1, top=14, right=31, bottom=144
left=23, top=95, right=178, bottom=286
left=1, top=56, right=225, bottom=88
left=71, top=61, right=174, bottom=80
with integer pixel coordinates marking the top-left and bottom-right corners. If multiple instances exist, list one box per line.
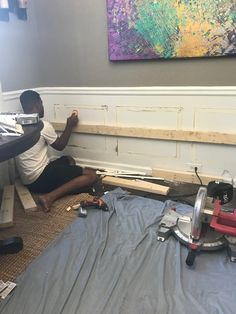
left=0, top=188, right=235, bottom=314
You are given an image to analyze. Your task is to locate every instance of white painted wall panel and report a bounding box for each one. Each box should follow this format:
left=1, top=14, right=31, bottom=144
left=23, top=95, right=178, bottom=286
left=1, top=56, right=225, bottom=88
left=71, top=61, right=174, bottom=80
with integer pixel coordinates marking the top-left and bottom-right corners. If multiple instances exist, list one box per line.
left=54, top=104, right=108, bottom=124
left=194, top=143, right=236, bottom=176
left=194, top=107, right=236, bottom=132
left=68, top=133, right=108, bottom=152
left=116, top=105, right=183, bottom=128
left=117, top=138, right=178, bottom=158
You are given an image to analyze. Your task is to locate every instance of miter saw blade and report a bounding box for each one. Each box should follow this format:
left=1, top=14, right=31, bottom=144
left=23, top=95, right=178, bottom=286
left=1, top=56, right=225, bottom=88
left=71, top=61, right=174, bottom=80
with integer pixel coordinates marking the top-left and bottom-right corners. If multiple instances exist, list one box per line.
left=191, top=186, right=207, bottom=240
left=173, top=214, right=226, bottom=250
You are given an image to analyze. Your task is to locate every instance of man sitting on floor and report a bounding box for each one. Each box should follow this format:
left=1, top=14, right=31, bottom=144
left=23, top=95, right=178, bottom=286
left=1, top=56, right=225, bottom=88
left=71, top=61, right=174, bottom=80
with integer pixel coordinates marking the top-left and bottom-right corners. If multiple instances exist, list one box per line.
left=16, top=90, right=97, bottom=212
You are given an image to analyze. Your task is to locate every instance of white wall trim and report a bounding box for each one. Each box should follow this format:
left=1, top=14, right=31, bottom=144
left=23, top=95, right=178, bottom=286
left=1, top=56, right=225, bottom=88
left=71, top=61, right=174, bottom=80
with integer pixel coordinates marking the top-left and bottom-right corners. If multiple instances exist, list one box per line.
left=2, top=86, right=236, bottom=101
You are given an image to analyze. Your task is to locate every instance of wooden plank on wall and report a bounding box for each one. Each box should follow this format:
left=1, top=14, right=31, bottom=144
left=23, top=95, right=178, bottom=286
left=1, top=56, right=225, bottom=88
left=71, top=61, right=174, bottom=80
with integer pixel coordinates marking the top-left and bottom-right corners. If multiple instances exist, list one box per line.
left=15, top=180, right=37, bottom=213
left=102, top=176, right=169, bottom=195
left=0, top=185, right=14, bottom=228
left=152, top=168, right=222, bottom=185
left=52, top=122, right=236, bottom=145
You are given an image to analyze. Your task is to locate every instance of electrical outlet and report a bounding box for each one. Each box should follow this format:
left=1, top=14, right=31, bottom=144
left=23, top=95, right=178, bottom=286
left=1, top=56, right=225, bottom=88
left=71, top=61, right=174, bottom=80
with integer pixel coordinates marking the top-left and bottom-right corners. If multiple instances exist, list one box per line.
left=187, top=163, right=202, bottom=171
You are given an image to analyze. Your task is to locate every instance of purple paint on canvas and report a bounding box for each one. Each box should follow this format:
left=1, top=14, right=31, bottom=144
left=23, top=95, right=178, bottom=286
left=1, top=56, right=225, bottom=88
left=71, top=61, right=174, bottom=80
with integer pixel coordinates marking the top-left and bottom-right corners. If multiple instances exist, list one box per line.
left=106, top=0, right=158, bottom=60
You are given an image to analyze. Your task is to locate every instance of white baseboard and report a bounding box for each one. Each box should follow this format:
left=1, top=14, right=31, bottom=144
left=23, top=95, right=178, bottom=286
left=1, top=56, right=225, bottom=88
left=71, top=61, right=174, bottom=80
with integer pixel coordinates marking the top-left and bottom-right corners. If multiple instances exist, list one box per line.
left=50, top=155, right=152, bottom=175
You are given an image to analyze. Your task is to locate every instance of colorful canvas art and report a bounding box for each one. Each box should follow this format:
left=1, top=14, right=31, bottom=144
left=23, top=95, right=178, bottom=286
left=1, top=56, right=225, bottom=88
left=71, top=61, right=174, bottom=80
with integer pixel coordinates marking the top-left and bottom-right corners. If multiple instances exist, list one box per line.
left=106, top=0, right=236, bottom=60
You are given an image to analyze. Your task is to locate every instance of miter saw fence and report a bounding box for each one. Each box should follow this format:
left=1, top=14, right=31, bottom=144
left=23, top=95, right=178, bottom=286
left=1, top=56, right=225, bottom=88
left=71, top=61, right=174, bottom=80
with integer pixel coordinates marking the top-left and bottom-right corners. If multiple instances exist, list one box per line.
left=157, top=181, right=236, bottom=266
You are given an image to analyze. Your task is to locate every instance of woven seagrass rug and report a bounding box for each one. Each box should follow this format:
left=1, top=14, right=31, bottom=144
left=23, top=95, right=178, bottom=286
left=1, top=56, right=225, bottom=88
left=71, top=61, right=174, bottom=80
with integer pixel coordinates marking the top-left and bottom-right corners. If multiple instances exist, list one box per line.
left=0, top=192, right=93, bottom=282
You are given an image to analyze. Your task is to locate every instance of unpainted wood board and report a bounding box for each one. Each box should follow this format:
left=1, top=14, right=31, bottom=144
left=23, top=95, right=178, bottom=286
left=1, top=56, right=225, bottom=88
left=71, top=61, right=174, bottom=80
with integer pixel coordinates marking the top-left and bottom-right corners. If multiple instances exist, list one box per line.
left=15, top=180, right=37, bottom=213
left=52, top=122, right=236, bottom=145
left=152, top=168, right=221, bottom=185
left=0, top=185, right=14, bottom=228
left=102, top=176, right=169, bottom=195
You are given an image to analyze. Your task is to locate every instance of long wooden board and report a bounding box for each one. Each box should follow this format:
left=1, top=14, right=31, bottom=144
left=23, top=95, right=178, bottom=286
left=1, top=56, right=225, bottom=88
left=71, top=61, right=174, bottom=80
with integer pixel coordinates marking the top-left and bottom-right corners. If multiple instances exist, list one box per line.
left=0, top=185, right=14, bottom=228
left=102, top=176, right=169, bottom=195
left=15, top=180, right=37, bottom=213
left=152, top=168, right=221, bottom=185
left=52, top=122, right=236, bottom=145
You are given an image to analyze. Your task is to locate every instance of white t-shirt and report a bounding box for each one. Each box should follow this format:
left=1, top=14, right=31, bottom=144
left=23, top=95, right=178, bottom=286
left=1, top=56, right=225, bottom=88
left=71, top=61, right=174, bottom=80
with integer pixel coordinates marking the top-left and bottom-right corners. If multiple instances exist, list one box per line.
left=16, top=121, right=58, bottom=184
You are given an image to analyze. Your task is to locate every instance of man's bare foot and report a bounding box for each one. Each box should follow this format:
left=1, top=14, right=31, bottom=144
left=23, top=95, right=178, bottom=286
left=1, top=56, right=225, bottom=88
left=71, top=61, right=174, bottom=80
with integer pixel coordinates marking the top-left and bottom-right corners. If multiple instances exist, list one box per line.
left=38, top=195, right=52, bottom=212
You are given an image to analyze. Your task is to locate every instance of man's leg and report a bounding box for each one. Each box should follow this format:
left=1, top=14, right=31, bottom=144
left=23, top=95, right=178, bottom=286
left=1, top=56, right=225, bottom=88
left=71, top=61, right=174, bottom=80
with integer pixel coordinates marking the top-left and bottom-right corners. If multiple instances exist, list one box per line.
left=38, top=168, right=97, bottom=212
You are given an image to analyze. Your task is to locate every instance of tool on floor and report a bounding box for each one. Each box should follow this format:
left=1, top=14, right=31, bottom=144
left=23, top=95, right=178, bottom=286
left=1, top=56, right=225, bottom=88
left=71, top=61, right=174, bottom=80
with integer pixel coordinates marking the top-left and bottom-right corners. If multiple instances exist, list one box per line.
left=73, top=198, right=108, bottom=218
left=157, top=182, right=236, bottom=266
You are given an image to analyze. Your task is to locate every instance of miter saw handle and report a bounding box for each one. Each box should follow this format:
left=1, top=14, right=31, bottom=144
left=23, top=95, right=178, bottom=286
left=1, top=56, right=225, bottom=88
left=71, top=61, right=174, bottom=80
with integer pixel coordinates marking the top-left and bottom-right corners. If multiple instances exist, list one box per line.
left=186, top=249, right=197, bottom=266
left=210, top=200, right=236, bottom=236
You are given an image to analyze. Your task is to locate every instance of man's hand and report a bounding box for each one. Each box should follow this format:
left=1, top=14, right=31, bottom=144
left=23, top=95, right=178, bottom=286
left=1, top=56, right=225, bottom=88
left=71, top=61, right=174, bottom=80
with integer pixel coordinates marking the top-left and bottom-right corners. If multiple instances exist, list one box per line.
left=66, top=111, right=79, bottom=129
left=51, top=110, right=79, bottom=151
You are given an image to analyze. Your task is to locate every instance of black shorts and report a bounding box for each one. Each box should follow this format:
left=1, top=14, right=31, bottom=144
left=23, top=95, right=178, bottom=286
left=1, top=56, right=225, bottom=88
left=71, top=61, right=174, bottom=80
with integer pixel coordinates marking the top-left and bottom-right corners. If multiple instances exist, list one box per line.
left=27, top=156, right=83, bottom=193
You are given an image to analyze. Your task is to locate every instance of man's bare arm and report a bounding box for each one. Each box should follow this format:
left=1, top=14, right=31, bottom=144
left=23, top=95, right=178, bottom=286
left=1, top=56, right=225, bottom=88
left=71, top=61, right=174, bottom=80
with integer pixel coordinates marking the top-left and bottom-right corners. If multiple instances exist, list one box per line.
left=51, top=112, right=78, bottom=151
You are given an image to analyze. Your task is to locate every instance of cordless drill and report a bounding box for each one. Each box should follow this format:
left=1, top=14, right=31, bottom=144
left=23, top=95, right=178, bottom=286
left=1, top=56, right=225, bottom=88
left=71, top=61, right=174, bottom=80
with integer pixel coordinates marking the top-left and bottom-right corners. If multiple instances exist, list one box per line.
left=74, top=198, right=108, bottom=217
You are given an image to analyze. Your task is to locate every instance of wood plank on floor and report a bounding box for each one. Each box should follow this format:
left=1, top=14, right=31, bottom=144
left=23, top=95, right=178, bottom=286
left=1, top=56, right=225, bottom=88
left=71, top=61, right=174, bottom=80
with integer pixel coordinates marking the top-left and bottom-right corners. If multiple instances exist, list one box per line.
left=0, top=185, right=14, bottom=228
left=15, top=180, right=37, bottom=213
left=102, top=176, right=169, bottom=195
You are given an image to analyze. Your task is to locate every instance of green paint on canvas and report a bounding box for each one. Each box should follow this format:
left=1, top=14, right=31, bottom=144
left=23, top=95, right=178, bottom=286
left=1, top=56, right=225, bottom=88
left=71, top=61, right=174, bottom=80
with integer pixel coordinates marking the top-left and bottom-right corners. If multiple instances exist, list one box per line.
left=135, top=1, right=179, bottom=58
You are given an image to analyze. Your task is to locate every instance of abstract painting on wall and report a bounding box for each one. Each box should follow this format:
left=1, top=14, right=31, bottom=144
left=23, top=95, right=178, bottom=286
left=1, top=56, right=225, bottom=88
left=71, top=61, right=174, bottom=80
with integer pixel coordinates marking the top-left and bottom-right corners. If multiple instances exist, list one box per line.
left=106, top=0, right=236, bottom=60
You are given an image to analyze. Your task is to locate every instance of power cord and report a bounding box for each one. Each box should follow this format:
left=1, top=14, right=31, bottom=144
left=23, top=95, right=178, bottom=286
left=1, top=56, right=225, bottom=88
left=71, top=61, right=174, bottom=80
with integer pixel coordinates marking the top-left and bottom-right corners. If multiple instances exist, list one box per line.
left=194, top=166, right=203, bottom=186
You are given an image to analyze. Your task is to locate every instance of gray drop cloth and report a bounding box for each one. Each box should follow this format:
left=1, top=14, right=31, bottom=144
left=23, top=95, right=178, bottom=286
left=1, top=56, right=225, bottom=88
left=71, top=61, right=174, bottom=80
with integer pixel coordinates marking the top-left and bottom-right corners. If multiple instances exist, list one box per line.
left=0, top=188, right=236, bottom=314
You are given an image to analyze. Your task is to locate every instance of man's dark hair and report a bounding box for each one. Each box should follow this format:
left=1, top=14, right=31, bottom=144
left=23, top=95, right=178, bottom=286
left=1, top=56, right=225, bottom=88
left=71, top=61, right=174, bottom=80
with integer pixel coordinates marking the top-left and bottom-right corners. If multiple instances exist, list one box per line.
left=20, top=90, right=41, bottom=112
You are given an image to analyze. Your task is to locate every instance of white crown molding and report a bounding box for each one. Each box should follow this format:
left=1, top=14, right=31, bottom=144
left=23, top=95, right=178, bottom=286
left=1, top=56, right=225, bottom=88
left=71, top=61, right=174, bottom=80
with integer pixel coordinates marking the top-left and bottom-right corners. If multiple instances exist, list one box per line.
left=2, top=86, right=236, bottom=101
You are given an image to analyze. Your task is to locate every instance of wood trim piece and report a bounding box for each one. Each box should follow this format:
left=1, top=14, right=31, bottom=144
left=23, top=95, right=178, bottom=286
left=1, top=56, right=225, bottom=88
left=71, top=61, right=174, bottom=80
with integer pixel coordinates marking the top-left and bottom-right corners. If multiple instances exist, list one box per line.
left=0, top=185, right=14, bottom=228
left=102, top=176, right=169, bottom=195
left=52, top=122, right=236, bottom=145
left=15, top=180, right=37, bottom=213
left=152, top=168, right=222, bottom=185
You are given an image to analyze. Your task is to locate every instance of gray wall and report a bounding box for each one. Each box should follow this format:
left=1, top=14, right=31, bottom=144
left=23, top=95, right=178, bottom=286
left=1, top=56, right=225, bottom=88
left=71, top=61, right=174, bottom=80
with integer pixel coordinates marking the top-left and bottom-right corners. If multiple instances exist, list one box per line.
left=0, top=2, right=40, bottom=91
left=1, top=0, right=236, bottom=91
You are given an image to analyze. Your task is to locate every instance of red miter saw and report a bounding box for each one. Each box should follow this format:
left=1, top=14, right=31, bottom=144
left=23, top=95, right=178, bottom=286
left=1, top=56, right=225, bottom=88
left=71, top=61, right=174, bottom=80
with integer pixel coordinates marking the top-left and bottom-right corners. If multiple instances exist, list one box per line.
left=157, top=182, right=236, bottom=266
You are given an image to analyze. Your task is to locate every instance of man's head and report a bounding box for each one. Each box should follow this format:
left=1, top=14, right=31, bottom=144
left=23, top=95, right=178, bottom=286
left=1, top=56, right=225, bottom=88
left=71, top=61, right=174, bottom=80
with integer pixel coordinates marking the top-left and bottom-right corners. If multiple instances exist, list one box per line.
left=20, top=90, right=44, bottom=118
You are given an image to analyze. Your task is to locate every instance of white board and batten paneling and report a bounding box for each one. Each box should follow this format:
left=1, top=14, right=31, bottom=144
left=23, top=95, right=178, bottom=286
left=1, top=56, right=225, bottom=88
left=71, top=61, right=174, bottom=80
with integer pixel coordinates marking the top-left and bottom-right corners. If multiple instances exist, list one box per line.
left=2, top=86, right=236, bottom=185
